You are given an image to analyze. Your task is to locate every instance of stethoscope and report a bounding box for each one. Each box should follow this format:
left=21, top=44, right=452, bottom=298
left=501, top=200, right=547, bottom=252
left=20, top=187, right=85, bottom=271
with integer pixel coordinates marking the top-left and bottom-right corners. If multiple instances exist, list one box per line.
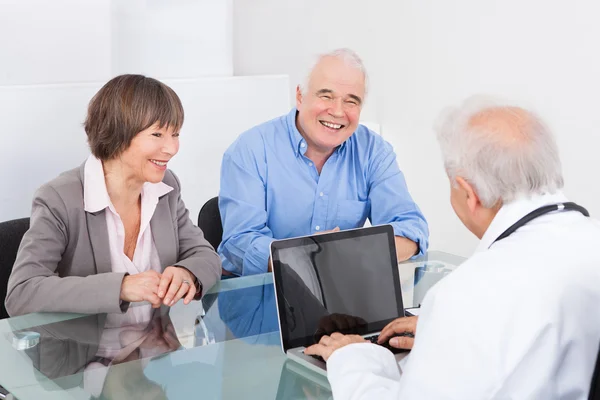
left=492, top=202, right=589, bottom=245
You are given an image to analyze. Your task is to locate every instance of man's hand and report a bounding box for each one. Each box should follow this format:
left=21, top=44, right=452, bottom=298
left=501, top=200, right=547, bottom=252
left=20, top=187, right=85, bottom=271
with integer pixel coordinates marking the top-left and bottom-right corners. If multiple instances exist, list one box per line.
left=119, top=270, right=162, bottom=308
left=157, top=266, right=197, bottom=306
left=304, top=332, right=367, bottom=361
left=314, top=313, right=367, bottom=342
left=395, top=236, right=418, bottom=262
left=378, top=316, right=418, bottom=349
left=316, top=227, right=340, bottom=235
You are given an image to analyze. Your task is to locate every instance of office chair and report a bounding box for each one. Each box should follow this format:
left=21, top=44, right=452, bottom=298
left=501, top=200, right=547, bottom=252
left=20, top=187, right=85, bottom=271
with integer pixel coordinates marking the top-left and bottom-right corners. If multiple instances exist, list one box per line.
left=590, top=342, right=600, bottom=400
left=197, top=197, right=223, bottom=251
left=0, top=217, right=30, bottom=320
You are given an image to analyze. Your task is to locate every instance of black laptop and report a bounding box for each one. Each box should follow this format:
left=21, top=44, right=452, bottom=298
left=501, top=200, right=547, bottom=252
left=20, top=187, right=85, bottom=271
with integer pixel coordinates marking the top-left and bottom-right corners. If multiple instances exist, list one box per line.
left=270, top=225, right=410, bottom=375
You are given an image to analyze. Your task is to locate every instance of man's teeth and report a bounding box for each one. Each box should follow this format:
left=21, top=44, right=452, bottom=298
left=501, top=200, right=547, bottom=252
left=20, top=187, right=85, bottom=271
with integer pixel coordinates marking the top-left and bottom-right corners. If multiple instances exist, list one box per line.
left=150, top=160, right=167, bottom=167
left=320, top=121, right=343, bottom=130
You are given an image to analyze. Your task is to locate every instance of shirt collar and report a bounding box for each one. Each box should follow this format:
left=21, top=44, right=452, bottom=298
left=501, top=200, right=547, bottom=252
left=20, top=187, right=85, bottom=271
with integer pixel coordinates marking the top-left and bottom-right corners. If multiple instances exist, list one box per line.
left=477, top=190, right=569, bottom=252
left=83, top=155, right=173, bottom=213
left=285, top=107, right=349, bottom=157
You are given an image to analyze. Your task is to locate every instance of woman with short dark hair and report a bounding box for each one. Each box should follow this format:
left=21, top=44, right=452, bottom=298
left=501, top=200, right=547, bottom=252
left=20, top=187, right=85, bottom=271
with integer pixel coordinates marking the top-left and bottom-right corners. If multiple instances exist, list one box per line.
left=5, top=74, right=221, bottom=316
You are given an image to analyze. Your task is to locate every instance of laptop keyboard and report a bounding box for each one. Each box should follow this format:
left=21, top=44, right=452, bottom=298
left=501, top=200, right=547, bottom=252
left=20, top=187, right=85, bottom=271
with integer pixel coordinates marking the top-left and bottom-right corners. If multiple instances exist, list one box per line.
left=305, top=332, right=413, bottom=362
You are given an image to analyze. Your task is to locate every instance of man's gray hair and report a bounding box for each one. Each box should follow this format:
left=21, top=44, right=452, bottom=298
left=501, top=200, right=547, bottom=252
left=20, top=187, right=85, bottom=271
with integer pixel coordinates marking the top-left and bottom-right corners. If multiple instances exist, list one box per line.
left=299, top=48, right=368, bottom=97
left=435, top=96, right=564, bottom=208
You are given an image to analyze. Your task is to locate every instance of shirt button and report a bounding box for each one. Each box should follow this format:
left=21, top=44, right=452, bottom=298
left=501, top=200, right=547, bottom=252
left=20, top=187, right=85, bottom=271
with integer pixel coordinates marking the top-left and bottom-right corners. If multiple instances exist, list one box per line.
left=307, top=162, right=313, bottom=167
left=300, top=142, right=306, bottom=148
left=315, top=226, right=320, bottom=231
left=319, top=192, right=324, bottom=197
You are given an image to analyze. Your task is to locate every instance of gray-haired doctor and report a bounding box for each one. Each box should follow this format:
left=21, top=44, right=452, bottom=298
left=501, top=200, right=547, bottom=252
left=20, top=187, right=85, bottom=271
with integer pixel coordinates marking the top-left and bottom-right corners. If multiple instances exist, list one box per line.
left=306, top=96, right=600, bottom=399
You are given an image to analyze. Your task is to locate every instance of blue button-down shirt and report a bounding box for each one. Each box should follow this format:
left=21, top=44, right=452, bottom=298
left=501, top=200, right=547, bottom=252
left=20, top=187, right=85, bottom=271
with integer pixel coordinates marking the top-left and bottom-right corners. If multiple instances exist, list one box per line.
left=218, top=108, right=429, bottom=276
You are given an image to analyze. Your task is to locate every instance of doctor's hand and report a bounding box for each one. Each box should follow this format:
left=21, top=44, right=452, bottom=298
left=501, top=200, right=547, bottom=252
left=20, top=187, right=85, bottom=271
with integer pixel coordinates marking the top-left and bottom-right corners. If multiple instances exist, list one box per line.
left=158, top=266, right=197, bottom=307
left=378, top=316, right=418, bottom=349
left=120, top=270, right=162, bottom=308
left=314, top=313, right=367, bottom=342
left=304, top=332, right=367, bottom=362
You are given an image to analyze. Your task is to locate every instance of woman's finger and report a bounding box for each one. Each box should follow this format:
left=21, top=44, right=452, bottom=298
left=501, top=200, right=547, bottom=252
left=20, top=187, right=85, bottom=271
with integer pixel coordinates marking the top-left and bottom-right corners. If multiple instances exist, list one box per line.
left=158, top=268, right=174, bottom=298
left=163, top=274, right=182, bottom=306
left=144, top=289, right=162, bottom=308
left=169, top=281, right=190, bottom=307
left=183, top=281, right=197, bottom=305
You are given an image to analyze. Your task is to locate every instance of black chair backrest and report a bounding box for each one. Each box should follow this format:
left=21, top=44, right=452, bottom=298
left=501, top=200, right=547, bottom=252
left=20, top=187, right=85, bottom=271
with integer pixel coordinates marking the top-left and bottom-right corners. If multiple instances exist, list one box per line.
left=198, top=197, right=223, bottom=251
left=0, top=217, right=30, bottom=319
left=590, top=343, right=600, bottom=400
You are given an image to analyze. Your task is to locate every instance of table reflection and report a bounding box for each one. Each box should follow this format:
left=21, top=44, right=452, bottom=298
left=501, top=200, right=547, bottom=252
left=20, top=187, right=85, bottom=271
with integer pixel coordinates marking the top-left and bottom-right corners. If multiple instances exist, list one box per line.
left=10, top=305, right=180, bottom=399
left=212, top=282, right=333, bottom=399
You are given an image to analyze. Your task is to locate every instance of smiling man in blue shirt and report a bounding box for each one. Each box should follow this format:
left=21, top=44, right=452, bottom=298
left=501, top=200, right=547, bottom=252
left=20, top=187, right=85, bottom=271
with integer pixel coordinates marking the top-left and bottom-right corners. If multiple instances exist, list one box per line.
left=218, top=48, right=429, bottom=276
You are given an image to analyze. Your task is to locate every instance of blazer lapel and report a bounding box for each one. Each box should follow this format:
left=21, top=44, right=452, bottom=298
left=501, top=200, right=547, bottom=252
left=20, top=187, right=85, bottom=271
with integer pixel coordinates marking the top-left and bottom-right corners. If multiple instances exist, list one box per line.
left=79, top=163, right=113, bottom=275
left=85, top=210, right=113, bottom=274
left=151, top=196, right=178, bottom=267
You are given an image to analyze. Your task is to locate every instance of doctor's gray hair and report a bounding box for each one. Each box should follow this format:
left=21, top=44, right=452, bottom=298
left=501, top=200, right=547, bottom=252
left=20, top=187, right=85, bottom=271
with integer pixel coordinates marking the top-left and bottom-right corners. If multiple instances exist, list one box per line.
left=435, top=96, right=564, bottom=208
left=299, top=48, right=368, bottom=97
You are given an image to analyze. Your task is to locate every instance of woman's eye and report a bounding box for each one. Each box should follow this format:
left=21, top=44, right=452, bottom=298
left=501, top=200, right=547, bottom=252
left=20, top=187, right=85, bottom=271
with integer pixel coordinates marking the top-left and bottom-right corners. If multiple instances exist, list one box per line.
left=152, top=133, right=162, bottom=138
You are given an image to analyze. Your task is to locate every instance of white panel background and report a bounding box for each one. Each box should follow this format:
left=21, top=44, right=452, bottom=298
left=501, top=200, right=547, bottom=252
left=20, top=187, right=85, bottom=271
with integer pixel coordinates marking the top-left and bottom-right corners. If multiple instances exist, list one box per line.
left=0, top=0, right=233, bottom=86
left=0, top=76, right=290, bottom=222
left=0, top=0, right=112, bottom=85
left=111, top=0, right=233, bottom=79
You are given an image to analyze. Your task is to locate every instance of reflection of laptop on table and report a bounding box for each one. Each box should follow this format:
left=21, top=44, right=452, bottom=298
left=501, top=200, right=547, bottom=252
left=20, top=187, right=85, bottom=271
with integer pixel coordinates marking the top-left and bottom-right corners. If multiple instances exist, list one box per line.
left=271, top=225, right=412, bottom=376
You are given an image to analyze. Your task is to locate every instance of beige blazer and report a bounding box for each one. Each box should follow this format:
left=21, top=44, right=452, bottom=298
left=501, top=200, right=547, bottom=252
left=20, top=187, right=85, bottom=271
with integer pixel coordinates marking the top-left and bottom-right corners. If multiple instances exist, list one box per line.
left=6, top=164, right=221, bottom=316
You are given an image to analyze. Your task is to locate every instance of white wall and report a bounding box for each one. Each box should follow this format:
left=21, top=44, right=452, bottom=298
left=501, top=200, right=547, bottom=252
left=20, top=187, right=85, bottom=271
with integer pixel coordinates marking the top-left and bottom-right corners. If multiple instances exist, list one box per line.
left=0, top=0, right=233, bottom=86
left=0, top=0, right=290, bottom=223
left=111, top=0, right=233, bottom=79
left=233, top=0, right=600, bottom=258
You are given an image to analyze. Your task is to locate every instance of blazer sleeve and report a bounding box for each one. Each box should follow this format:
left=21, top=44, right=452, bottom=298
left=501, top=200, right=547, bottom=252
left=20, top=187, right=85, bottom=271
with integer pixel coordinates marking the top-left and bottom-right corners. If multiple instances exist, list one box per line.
left=169, top=172, right=221, bottom=296
left=5, top=185, right=127, bottom=316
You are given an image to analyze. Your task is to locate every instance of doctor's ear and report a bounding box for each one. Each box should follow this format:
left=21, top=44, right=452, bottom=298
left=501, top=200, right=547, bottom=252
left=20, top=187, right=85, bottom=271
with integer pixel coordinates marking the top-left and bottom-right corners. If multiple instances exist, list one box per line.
left=455, top=176, right=481, bottom=213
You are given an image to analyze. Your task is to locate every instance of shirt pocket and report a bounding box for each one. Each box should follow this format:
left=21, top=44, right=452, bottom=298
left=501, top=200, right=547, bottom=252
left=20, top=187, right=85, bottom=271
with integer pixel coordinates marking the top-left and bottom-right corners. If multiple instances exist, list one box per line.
left=335, top=200, right=369, bottom=230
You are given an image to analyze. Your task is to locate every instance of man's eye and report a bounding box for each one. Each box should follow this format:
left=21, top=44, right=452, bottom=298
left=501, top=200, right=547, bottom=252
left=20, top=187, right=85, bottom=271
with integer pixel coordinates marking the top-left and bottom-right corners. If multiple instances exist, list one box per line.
left=173, top=133, right=180, bottom=138
left=320, top=95, right=333, bottom=100
left=152, top=133, right=162, bottom=138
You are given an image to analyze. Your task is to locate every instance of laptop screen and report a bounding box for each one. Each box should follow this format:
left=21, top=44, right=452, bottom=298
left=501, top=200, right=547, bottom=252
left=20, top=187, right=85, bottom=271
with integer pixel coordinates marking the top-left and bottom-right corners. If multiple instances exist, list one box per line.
left=271, top=225, right=404, bottom=351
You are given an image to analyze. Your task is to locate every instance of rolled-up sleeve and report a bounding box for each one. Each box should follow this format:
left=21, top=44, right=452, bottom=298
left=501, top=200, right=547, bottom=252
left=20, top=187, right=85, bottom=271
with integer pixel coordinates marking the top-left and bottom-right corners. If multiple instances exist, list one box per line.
left=367, top=141, right=429, bottom=256
left=218, top=144, right=274, bottom=276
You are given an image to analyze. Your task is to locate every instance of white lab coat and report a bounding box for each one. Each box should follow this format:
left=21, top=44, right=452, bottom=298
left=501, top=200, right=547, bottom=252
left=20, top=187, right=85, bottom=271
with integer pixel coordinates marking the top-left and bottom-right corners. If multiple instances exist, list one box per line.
left=327, top=192, right=600, bottom=399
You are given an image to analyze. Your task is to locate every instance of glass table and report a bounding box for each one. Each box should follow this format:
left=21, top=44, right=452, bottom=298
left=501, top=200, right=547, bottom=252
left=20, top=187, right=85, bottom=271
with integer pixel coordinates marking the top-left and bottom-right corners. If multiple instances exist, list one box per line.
left=0, top=251, right=464, bottom=399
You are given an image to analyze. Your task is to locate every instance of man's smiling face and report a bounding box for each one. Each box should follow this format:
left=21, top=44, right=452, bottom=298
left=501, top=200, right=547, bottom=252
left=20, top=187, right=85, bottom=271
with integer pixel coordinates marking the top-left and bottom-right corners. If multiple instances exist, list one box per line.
left=295, top=55, right=365, bottom=154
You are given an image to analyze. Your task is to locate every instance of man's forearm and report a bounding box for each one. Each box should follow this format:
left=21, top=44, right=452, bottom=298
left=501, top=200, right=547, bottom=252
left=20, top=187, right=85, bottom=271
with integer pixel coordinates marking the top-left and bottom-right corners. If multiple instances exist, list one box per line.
left=395, top=236, right=418, bottom=262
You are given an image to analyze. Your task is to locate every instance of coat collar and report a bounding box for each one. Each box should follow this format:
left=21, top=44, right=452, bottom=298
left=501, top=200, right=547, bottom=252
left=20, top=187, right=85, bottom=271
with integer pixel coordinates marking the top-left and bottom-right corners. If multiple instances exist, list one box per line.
left=477, top=191, right=569, bottom=252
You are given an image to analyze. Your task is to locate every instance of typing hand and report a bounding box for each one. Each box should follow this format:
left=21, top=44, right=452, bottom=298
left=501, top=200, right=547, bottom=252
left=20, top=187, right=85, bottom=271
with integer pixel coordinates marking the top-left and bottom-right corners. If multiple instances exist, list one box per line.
left=314, top=313, right=367, bottom=342
left=378, top=316, right=418, bottom=349
left=305, top=332, right=367, bottom=362
left=158, top=266, right=197, bottom=307
left=119, top=270, right=162, bottom=308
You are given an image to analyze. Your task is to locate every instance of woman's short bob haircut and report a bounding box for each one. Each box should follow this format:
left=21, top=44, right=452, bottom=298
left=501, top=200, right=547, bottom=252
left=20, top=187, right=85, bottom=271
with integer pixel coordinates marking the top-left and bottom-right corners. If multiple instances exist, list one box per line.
left=84, top=74, right=184, bottom=161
